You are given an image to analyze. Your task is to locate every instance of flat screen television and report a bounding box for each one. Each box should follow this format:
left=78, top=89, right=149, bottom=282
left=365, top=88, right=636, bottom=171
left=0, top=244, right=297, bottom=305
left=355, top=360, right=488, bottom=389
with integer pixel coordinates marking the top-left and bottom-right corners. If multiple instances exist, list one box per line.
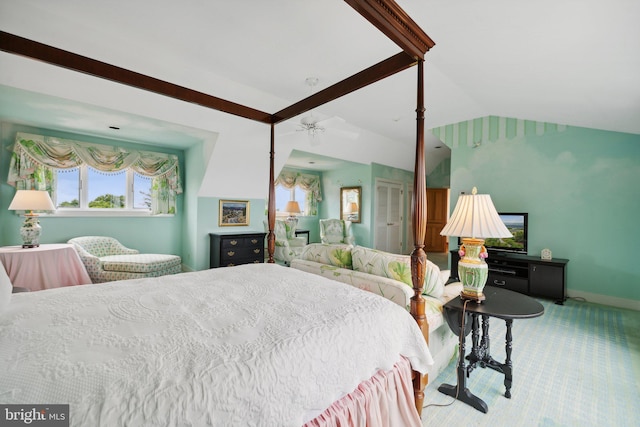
left=484, top=212, right=528, bottom=254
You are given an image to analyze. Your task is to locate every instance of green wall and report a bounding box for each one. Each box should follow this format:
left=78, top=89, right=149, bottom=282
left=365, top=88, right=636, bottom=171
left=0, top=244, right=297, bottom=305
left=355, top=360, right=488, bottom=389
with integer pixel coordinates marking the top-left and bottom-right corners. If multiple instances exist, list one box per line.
left=321, top=163, right=371, bottom=247
left=0, top=122, right=185, bottom=258
left=444, top=117, right=640, bottom=304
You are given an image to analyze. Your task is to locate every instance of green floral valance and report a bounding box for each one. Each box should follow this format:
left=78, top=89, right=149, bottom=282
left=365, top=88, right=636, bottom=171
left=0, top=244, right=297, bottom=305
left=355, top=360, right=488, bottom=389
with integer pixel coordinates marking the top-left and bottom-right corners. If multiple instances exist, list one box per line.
left=275, top=170, right=322, bottom=215
left=7, top=132, right=182, bottom=215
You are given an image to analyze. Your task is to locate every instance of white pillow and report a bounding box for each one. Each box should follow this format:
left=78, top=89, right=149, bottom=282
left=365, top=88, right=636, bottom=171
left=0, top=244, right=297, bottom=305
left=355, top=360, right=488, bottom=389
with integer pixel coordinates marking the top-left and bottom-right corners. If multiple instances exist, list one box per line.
left=0, top=263, right=12, bottom=314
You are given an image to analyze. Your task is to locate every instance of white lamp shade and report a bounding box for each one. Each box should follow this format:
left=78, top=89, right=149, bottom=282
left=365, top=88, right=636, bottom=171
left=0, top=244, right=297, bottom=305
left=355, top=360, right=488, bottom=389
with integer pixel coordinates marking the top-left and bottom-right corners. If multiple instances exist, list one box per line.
left=8, top=190, right=56, bottom=212
left=440, top=191, right=512, bottom=238
left=285, top=200, right=301, bottom=214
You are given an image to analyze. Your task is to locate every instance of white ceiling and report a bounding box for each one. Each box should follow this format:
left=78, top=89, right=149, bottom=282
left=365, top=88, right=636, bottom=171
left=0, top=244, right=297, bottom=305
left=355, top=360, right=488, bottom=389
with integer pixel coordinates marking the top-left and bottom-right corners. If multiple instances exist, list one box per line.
left=1, top=0, right=639, bottom=178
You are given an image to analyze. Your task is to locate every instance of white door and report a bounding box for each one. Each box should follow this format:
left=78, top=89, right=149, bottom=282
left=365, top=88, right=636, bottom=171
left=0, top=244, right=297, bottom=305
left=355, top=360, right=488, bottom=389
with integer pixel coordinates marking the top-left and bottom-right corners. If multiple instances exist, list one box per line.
left=375, top=180, right=403, bottom=254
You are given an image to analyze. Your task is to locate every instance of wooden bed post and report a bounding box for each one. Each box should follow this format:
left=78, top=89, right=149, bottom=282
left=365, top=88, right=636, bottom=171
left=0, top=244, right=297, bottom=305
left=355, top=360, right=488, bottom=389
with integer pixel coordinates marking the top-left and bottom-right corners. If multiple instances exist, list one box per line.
left=410, top=59, right=428, bottom=416
left=266, top=123, right=276, bottom=263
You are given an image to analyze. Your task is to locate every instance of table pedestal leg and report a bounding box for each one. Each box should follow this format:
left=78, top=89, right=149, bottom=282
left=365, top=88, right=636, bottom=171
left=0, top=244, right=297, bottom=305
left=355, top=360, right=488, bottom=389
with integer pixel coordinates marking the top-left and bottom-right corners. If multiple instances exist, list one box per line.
left=504, top=319, right=513, bottom=398
left=438, top=311, right=488, bottom=413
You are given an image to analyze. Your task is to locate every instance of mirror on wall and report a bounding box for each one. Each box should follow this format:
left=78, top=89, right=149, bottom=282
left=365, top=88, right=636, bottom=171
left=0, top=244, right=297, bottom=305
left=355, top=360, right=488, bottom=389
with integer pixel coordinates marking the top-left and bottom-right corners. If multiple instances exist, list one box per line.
left=340, top=186, right=362, bottom=223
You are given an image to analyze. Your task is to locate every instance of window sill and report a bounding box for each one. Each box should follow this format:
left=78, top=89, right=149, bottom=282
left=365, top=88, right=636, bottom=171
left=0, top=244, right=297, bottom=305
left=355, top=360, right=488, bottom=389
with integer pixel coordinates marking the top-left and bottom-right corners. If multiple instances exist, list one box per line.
left=36, top=210, right=174, bottom=218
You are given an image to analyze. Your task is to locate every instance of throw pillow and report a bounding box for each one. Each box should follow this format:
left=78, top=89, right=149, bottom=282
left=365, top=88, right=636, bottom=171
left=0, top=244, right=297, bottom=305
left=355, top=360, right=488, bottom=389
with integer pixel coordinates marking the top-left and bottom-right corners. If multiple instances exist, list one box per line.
left=299, top=243, right=353, bottom=268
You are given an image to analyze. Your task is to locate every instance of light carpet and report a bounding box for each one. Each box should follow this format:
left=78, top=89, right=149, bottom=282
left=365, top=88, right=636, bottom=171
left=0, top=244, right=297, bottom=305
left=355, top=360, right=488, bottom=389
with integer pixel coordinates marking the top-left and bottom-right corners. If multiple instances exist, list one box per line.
left=421, top=298, right=640, bottom=426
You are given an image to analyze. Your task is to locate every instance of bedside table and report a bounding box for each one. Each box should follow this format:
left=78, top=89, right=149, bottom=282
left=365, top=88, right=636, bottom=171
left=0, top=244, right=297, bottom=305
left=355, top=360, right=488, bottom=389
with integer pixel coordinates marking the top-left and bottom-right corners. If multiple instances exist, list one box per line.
left=0, top=244, right=92, bottom=291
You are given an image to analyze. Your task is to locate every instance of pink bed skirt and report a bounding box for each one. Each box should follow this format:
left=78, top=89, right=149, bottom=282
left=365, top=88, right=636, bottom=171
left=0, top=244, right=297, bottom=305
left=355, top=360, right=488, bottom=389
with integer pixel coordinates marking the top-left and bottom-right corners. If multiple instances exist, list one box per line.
left=303, top=356, right=421, bottom=427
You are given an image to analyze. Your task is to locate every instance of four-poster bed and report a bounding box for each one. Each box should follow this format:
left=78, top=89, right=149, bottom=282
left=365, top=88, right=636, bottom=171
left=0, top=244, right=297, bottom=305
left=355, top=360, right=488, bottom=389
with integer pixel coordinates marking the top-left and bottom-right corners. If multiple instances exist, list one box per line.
left=0, top=0, right=438, bottom=421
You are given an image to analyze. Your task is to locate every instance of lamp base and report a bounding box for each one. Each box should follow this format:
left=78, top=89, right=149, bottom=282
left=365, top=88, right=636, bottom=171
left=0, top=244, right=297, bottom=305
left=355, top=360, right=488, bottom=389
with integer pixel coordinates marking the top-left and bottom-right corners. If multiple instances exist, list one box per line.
left=458, top=237, right=489, bottom=302
left=460, top=290, right=485, bottom=303
left=286, top=216, right=298, bottom=227
left=20, top=214, right=42, bottom=249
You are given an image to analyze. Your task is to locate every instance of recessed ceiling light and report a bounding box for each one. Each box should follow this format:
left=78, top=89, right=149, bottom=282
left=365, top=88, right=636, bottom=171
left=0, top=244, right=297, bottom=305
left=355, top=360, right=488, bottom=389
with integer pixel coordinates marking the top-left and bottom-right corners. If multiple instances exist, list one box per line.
left=109, top=126, right=120, bottom=130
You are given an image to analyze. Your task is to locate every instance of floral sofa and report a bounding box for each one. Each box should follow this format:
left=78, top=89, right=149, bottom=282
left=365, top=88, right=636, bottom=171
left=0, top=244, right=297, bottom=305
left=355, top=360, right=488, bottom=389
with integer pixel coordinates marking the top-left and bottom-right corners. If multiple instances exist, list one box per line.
left=290, top=243, right=462, bottom=383
left=68, top=236, right=182, bottom=283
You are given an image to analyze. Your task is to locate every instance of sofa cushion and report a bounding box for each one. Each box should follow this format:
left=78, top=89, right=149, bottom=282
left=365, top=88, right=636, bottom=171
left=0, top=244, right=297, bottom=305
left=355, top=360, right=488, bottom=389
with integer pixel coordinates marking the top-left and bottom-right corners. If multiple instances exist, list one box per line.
left=298, top=243, right=353, bottom=268
left=351, top=246, right=445, bottom=298
left=290, top=259, right=413, bottom=310
left=100, top=254, right=181, bottom=273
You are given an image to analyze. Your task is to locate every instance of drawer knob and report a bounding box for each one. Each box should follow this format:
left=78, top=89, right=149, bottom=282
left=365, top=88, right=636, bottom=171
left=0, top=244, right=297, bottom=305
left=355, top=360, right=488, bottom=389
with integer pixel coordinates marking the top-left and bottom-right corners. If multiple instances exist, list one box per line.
left=251, top=239, right=258, bottom=244
left=253, top=249, right=260, bottom=253
left=230, top=240, right=238, bottom=246
left=493, top=280, right=506, bottom=286
left=227, top=251, right=235, bottom=257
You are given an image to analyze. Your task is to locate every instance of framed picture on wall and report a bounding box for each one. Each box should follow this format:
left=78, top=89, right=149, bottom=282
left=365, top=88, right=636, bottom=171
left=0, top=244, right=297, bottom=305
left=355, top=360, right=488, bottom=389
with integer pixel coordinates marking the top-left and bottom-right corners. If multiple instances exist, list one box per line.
left=219, top=200, right=250, bottom=226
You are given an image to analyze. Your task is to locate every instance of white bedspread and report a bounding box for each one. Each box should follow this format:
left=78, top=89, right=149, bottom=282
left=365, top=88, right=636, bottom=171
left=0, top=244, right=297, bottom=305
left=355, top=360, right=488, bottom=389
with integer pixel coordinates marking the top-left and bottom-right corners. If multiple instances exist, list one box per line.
left=0, top=263, right=432, bottom=426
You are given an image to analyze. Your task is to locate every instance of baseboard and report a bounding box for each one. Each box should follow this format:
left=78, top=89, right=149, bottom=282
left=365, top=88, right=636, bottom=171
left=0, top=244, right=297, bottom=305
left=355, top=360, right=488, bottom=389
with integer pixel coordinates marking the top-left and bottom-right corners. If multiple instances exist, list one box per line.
left=181, top=264, right=195, bottom=273
left=567, top=290, right=640, bottom=311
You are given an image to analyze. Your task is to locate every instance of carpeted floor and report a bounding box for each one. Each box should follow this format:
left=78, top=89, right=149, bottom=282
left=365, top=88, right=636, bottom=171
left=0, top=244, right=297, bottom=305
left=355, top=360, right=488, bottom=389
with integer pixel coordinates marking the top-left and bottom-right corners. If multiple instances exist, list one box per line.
left=421, top=298, right=640, bottom=426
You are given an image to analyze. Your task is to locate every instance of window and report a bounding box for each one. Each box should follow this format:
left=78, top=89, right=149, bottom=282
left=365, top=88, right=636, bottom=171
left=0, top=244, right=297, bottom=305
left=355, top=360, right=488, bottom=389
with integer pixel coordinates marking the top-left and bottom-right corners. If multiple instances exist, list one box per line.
left=274, top=170, right=322, bottom=216
left=55, top=167, right=152, bottom=211
left=8, top=132, right=181, bottom=216
left=275, top=184, right=308, bottom=216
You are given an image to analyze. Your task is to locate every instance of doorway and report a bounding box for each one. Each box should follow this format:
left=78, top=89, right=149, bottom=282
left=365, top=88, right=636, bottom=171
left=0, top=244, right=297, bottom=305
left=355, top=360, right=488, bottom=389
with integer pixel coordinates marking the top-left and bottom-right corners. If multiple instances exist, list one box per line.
left=374, top=179, right=403, bottom=254
left=425, top=188, right=449, bottom=253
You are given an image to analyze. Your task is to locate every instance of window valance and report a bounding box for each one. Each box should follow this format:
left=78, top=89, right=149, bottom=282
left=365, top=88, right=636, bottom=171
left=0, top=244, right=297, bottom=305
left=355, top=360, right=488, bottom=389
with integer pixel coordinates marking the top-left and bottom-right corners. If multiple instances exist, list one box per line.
left=275, top=170, right=322, bottom=215
left=7, top=132, right=182, bottom=215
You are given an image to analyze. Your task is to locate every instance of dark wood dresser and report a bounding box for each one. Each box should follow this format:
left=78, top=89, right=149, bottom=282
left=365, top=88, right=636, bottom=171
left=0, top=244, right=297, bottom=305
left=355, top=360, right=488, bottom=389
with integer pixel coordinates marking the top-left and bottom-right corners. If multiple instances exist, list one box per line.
left=209, top=232, right=266, bottom=268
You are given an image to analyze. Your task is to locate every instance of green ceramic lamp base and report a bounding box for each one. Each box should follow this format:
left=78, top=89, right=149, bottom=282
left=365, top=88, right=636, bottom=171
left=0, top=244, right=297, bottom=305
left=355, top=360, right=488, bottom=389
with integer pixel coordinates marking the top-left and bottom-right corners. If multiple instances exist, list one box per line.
left=458, top=237, right=489, bottom=303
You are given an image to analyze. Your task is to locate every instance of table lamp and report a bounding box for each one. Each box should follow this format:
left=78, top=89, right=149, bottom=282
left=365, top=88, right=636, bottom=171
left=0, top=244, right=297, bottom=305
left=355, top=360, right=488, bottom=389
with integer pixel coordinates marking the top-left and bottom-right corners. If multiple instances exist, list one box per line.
left=346, top=202, right=358, bottom=220
left=8, top=190, right=56, bottom=248
left=440, top=187, right=512, bottom=302
left=285, top=200, right=301, bottom=225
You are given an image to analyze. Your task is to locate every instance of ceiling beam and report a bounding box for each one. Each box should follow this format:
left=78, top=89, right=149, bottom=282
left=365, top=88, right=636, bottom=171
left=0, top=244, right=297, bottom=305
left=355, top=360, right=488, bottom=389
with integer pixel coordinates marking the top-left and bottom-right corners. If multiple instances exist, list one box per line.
left=0, top=31, right=273, bottom=124
left=271, top=52, right=417, bottom=124
left=345, top=0, right=435, bottom=59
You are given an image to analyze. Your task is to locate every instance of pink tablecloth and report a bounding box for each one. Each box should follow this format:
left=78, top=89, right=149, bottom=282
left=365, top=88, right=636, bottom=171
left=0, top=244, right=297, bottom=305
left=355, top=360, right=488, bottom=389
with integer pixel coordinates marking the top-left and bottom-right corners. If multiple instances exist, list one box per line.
left=0, top=244, right=92, bottom=291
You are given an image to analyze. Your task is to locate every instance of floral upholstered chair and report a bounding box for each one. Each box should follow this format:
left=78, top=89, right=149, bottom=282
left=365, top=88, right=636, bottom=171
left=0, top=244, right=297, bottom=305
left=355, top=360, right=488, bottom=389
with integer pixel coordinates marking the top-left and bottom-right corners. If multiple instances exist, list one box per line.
left=319, top=219, right=356, bottom=246
left=264, top=219, right=306, bottom=265
left=67, top=236, right=182, bottom=283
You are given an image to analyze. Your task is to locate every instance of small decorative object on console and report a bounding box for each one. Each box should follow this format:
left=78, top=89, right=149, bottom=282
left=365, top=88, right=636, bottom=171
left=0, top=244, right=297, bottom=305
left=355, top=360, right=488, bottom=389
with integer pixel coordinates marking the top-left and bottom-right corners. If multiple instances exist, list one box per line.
left=541, top=248, right=552, bottom=260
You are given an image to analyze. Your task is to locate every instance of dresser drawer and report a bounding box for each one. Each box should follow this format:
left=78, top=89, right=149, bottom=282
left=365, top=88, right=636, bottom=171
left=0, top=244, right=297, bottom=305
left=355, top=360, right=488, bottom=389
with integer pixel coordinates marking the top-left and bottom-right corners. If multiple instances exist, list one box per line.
left=487, top=273, right=529, bottom=294
left=221, top=236, right=262, bottom=249
left=220, top=247, right=263, bottom=262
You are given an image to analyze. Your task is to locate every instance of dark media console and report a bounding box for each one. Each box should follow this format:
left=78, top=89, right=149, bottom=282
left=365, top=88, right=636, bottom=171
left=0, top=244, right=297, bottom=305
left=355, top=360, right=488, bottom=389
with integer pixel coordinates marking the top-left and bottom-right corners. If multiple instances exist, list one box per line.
left=450, top=250, right=569, bottom=304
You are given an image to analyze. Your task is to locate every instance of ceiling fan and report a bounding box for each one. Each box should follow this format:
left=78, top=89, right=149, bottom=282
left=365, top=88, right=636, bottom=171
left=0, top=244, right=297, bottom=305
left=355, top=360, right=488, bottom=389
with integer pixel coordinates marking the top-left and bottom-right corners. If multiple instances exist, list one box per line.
left=279, top=78, right=359, bottom=144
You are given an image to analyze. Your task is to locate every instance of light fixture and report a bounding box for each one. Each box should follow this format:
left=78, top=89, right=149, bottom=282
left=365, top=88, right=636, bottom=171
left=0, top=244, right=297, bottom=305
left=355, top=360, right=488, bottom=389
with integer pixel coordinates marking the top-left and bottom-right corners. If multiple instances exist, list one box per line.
left=440, top=187, right=512, bottom=302
left=285, top=200, right=301, bottom=225
left=8, top=190, right=56, bottom=248
left=297, top=77, right=325, bottom=139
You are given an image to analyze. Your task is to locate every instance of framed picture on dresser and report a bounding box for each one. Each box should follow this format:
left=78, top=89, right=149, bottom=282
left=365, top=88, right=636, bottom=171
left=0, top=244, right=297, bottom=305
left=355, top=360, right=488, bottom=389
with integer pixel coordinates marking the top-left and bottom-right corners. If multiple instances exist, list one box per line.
left=219, top=200, right=250, bottom=226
